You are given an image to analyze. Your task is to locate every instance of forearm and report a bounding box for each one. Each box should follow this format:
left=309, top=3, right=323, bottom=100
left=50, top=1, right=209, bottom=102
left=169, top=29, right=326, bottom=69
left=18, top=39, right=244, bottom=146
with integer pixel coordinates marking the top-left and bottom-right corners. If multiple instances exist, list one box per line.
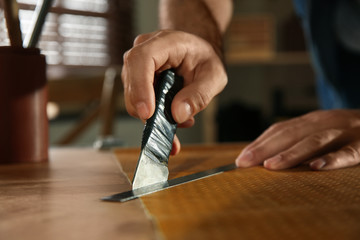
left=159, top=0, right=233, bottom=57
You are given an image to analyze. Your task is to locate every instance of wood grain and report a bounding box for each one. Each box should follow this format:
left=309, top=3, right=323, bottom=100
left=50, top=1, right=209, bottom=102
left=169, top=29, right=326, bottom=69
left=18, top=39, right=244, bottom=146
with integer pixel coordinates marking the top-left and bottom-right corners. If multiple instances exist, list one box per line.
left=115, top=144, right=360, bottom=240
left=0, top=148, right=156, bottom=240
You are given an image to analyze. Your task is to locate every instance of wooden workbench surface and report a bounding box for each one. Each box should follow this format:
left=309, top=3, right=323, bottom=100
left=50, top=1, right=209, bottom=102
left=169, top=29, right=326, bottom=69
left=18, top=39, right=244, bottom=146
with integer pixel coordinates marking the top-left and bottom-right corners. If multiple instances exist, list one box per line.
left=1, top=144, right=360, bottom=240
left=0, top=148, right=156, bottom=240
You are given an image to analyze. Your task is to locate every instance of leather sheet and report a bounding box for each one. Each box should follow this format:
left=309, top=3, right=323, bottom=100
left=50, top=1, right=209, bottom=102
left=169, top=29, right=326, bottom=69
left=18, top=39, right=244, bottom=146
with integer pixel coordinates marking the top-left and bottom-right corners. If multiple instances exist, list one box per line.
left=115, top=144, right=360, bottom=240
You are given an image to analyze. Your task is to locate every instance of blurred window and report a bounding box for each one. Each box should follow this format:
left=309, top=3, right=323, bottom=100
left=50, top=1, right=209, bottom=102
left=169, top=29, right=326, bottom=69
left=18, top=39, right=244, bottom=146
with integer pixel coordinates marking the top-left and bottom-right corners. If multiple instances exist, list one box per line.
left=0, top=0, right=110, bottom=67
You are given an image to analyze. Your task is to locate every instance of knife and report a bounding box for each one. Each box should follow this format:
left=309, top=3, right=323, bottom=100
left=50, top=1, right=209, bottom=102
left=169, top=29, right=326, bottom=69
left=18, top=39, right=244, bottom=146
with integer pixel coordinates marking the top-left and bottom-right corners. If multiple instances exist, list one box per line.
left=132, top=69, right=183, bottom=190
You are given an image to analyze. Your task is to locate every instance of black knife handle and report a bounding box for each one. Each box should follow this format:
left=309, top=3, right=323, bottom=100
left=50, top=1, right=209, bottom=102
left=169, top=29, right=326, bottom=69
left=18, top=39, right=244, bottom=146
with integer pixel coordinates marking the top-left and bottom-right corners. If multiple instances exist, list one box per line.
left=141, top=69, right=184, bottom=165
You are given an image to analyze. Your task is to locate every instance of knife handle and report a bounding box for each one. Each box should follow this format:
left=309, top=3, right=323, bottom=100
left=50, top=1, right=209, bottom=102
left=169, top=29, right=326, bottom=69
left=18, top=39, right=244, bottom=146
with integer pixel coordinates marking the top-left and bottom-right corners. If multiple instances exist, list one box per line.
left=141, top=69, right=184, bottom=165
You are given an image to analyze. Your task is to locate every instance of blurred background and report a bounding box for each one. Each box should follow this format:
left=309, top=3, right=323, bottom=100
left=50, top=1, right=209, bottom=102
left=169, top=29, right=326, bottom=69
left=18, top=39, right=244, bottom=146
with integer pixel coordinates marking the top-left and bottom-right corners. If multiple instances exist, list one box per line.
left=0, top=0, right=317, bottom=148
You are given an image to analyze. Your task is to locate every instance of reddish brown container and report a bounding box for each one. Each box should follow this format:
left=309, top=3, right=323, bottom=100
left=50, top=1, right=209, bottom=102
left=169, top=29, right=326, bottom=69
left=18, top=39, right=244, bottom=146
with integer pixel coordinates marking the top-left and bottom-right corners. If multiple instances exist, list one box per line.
left=0, top=46, right=48, bottom=163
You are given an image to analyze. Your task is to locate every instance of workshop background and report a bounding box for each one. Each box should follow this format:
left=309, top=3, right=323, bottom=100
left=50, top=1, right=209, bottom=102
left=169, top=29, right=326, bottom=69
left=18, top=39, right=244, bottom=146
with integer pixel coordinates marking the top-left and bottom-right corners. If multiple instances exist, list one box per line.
left=0, top=0, right=317, bottom=147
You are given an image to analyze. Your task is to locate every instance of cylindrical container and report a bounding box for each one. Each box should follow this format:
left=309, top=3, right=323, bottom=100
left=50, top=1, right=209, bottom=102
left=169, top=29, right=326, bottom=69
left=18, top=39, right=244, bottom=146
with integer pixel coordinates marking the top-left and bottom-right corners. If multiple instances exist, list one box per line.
left=0, top=46, right=48, bottom=163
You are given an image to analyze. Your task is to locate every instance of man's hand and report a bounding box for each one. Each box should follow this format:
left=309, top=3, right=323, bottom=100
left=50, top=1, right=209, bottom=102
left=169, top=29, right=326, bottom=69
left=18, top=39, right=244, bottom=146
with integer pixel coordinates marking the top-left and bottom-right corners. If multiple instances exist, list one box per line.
left=122, top=0, right=232, bottom=154
left=236, top=110, right=360, bottom=170
left=122, top=30, right=227, bottom=154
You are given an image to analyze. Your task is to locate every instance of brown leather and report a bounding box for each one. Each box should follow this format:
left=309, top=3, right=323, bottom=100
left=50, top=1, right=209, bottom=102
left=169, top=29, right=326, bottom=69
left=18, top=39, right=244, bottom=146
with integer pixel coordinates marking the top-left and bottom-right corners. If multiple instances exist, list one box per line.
left=0, top=46, right=48, bottom=163
left=115, top=144, right=360, bottom=240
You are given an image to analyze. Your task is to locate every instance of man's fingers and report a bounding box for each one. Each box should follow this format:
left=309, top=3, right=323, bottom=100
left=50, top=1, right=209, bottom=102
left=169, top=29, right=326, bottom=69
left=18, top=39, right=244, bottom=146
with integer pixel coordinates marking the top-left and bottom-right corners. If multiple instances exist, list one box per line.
left=235, top=110, right=360, bottom=170
left=133, top=32, right=156, bottom=46
left=235, top=110, right=358, bottom=168
left=310, top=141, right=360, bottom=170
left=240, top=111, right=338, bottom=155
left=243, top=117, right=300, bottom=151
left=123, top=30, right=226, bottom=124
left=171, top=135, right=181, bottom=155
left=122, top=31, right=193, bottom=120
left=236, top=120, right=312, bottom=168
left=172, top=63, right=227, bottom=123
left=122, top=47, right=156, bottom=120
left=239, top=111, right=330, bottom=159
left=171, top=83, right=219, bottom=124
left=263, top=129, right=343, bottom=170
left=177, top=117, right=195, bottom=128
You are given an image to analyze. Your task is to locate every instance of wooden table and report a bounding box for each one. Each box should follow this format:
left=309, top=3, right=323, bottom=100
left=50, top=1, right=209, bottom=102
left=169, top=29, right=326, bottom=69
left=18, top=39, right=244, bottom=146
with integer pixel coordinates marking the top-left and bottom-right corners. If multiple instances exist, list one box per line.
left=1, top=144, right=360, bottom=240
left=0, top=148, right=156, bottom=240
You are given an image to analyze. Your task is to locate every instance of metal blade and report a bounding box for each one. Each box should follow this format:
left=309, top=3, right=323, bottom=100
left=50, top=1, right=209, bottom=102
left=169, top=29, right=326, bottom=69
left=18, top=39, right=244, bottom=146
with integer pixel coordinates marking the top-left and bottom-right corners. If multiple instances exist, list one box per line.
left=132, top=152, right=169, bottom=189
left=102, top=163, right=237, bottom=202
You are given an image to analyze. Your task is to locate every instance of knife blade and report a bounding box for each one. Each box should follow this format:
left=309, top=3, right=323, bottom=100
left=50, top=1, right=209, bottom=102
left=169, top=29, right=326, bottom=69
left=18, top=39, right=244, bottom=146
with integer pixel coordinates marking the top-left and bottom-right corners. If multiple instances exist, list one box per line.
left=132, top=69, right=183, bottom=190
